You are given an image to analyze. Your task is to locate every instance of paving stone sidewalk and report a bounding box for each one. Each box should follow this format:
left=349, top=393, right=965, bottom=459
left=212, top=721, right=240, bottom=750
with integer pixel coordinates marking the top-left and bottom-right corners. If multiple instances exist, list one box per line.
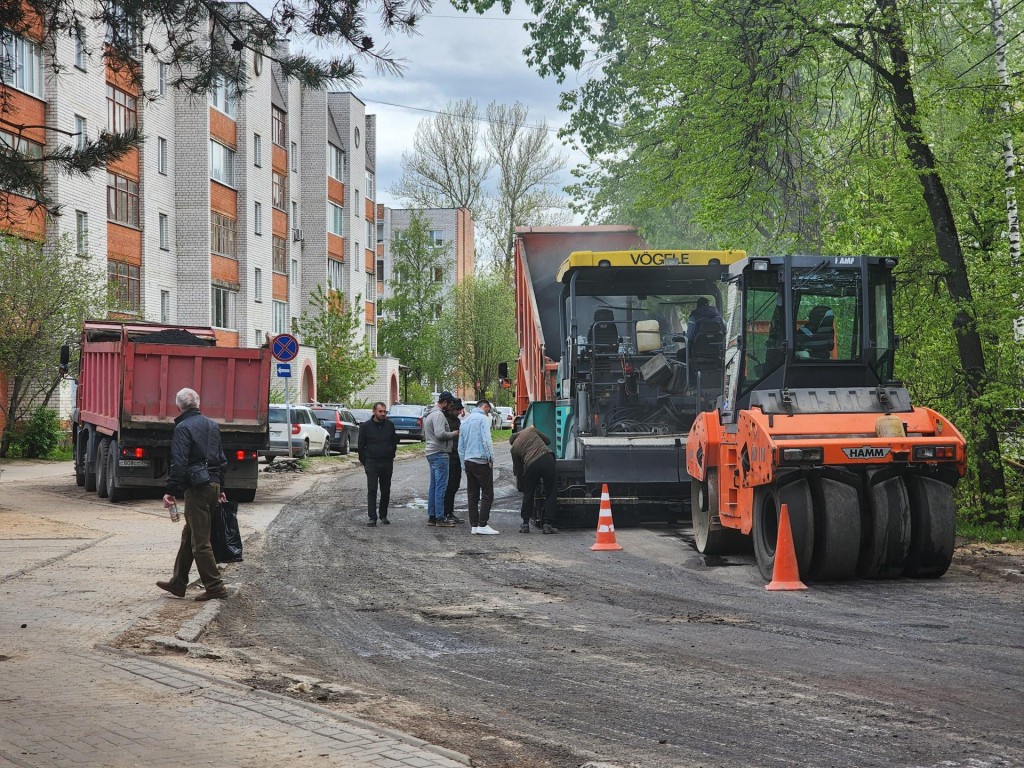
left=0, top=462, right=469, bottom=768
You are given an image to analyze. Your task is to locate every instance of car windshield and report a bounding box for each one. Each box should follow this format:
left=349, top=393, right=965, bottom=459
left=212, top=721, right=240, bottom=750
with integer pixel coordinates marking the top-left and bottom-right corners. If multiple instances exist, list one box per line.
left=352, top=409, right=373, bottom=421
left=389, top=405, right=422, bottom=416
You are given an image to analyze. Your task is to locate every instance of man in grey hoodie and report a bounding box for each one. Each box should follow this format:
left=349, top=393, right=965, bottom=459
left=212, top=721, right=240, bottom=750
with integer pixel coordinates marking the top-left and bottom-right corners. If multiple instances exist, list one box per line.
left=423, top=391, right=459, bottom=526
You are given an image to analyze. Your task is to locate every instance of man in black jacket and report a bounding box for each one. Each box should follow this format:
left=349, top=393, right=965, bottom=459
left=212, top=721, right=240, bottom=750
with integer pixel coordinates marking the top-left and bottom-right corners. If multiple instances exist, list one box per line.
left=442, top=398, right=465, bottom=524
left=159, top=387, right=229, bottom=601
left=356, top=401, right=399, bottom=526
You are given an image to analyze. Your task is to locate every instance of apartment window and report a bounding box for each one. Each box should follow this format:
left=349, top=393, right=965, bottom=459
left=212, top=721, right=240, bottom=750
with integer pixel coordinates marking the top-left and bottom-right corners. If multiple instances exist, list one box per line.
left=106, top=172, right=139, bottom=227
left=157, top=61, right=166, bottom=96
left=291, top=201, right=299, bottom=227
left=271, top=172, right=286, bottom=209
left=376, top=221, right=384, bottom=242
left=209, top=140, right=235, bottom=186
left=254, top=328, right=263, bottom=346
left=365, top=272, right=376, bottom=302
left=254, top=201, right=262, bottom=235
left=106, top=85, right=137, bottom=133
left=273, top=300, right=288, bottom=334
left=376, top=259, right=384, bottom=280
left=74, top=115, right=87, bottom=151
left=253, top=133, right=262, bottom=167
left=104, top=2, right=141, bottom=53
left=157, top=136, right=167, bottom=174
left=75, top=211, right=89, bottom=256
left=429, top=229, right=444, bottom=245
left=353, top=187, right=360, bottom=208
left=160, top=290, right=170, bottom=322
left=272, top=236, right=287, bottom=273
left=365, top=171, right=375, bottom=200
left=158, top=213, right=169, bottom=249
left=254, top=267, right=263, bottom=302
left=108, top=261, right=140, bottom=311
left=355, top=242, right=360, bottom=271
left=74, top=26, right=87, bottom=70
left=211, top=285, right=235, bottom=329
left=432, top=266, right=443, bottom=283
left=366, top=220, right=373, bottom=247
left=327, top=258, right=344, bottom=291
left=209, top=78, right=236, bottom=118
left=291, top=259, right=298, bottom=286
left=271, top=106, right=286, bottom=146
left=0, top=31, right=44, bottom=98
left=328, top=203, right=344, bottom=236
left=210, top=212, right=236, bottom=257
left=328, top=144, right=344, bottom=180
left=290, top=141, right=297, bottom=172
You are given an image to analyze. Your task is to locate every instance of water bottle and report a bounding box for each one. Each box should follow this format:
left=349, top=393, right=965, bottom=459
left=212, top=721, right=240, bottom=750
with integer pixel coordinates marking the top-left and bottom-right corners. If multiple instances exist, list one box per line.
left=168, top=503, right=180, bottom=522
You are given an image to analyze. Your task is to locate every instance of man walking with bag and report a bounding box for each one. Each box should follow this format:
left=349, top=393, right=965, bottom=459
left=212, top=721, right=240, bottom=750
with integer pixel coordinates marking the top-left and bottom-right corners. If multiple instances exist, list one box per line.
left=357, top=401, right=399, bottom=526
left=159, top=387, right=230, bottom=601
left=459, top=399, right=498, bottom=534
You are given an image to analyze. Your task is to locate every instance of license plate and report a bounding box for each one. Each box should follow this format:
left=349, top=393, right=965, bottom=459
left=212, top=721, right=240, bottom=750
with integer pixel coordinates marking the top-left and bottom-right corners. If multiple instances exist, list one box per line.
left=119, top=459, right=150, bottom=468
left=396, top=429, right=409, bottom=434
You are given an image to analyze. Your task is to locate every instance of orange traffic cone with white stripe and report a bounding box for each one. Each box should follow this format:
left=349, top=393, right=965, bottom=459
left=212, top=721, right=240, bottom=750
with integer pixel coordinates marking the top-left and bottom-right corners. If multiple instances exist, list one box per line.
left=765, top=503, right=807, bottom=591
left=591, top=484, right=623, bottom=551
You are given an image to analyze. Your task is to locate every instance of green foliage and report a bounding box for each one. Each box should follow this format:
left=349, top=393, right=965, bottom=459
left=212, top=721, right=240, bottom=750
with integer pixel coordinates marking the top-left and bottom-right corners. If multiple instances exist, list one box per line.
left=291, top=285, right=376, bottom=404
left=9, top=407, right=65, bottom=459
left=443, top=275, right=518, bottom=400
left=399, top=379, right=434, bottom=406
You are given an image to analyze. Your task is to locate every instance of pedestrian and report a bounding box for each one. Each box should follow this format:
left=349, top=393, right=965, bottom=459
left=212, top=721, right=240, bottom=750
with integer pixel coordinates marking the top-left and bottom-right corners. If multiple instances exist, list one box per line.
left=158, top=387, right=230, bottom=601
left=509, top=424, right=558, bottom=534
left=423, top=391, right=458, bottom=527
left=356, top=401, right=399, bottom=526
left=459, top=398, right=498, bottom=535
left=443, top=398, right=465, bottom=524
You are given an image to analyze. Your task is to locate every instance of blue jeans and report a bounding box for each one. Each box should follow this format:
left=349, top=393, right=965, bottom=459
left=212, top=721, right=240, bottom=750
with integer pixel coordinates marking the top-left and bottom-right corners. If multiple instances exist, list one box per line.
left=426, top=452, right=450, bottom=520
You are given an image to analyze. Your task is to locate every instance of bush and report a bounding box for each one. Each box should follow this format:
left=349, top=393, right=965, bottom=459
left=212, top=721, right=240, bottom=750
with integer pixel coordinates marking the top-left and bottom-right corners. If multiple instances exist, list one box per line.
left=11, top=407, right=64, bottom=459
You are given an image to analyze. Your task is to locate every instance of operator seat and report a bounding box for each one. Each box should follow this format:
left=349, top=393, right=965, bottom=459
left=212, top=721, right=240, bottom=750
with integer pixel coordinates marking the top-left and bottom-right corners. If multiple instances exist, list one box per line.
left=590, top=308, right=618, bottom=350
left=797, top=305, right=835, bottom=360
left=688, top=316, right=726, bottom=389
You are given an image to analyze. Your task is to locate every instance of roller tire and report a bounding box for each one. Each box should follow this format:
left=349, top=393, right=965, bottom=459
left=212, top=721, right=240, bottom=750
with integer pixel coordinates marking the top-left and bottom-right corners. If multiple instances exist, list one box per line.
left=106, top=440, right=129, bottom=502
left=96, top=438, right=111, bottom=498
left=903, top=475, right=955, bottom=578
left=752, top=479, right=814, bottom=582
left=808, top=477, right=861, bottom=581
left=859, top=470, right=911, bottom=579
left=692, top=470, right=748, bottom=555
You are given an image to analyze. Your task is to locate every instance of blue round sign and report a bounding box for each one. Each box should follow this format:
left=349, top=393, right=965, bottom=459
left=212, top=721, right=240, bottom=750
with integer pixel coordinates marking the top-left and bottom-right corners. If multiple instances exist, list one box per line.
left=271, top=333, right=299, bottom=362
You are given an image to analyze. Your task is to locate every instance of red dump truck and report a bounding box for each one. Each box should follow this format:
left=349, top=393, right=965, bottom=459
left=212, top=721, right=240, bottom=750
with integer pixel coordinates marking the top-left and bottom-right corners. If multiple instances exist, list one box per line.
left=69, top=321, right=271, bottom=503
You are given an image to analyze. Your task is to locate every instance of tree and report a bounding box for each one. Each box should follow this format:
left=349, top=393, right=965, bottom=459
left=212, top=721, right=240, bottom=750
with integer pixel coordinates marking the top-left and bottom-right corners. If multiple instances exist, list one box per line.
left=377, top=211, right=451, bottom=391
left=291, top=285, right=376, bottom=404
left=444, top=274, right=517, bottom=400
left=0, top=0, right=430, bottom=214
left=0, top=234, right=111, bottom=457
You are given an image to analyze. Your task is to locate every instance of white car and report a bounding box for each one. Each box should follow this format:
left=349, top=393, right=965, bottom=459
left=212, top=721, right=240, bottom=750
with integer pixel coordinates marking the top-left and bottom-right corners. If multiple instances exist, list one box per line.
left=495, top=406, right=515, bottom=429
left=264, top=405, right=331, bottom=460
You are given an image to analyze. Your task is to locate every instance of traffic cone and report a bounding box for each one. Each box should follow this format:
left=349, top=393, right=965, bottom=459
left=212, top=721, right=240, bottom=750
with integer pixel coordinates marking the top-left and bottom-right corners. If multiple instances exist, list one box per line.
left=591, top=484, right=623, bottom=551
left=765, top=503, right=807, bottom=591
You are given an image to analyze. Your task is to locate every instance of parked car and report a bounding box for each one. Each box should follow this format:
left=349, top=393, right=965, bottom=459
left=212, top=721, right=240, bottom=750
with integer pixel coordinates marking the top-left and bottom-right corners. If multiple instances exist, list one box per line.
left=308, top=406, right=360, bottom=455
left=264, top=405, right=331, bottom=460
left=350, top=407, right=374, bottom=425
left=387, top=404, right=426, bottom=442
left=495, top=406, right=515, bottom=429
left=463, top=402, right=502, bottom=429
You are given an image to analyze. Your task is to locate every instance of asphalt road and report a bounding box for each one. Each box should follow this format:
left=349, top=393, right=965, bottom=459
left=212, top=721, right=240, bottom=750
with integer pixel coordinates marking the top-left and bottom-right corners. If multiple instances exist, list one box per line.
left=206, top=445, right=1024, bottom=768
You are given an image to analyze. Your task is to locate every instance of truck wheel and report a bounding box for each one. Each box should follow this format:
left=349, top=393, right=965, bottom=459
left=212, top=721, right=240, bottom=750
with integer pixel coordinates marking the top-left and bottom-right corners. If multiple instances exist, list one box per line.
left=859, top=470, right=911, bottom=579
left=691, top=470, right=747, bottom=555
left=106, top=440, right=128, bottom=502
left=902, top=475, right=955, bottom=578
left=84, top=431, right=98, bottom=492
left=75, top=431, right=87, bottom=487
left=808, top=477, right=861, bottom=581
left=752, top=479, right=814, bottom=581
left=230, top=488, right=257, bottom=503
left=96, top=438, right=111, bottom=498
left=340, top=435, right=350, bottom=455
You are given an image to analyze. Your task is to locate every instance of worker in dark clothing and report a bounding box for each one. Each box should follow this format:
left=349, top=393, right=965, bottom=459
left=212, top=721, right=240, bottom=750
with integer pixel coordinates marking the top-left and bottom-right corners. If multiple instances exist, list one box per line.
left=686, top=296, right=725, bottom=344
left=356, top=401, right=400, bottom=526
left=159, top=387, right=229, bottom=601
left=509, top=425, right=558, bottom=534
left=443, top=398, right=465, bottom=524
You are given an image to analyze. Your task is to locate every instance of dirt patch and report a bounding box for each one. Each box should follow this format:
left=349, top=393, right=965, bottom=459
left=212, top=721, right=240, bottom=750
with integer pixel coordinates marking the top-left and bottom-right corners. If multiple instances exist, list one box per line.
left=0, top=510, right=102, bottom=539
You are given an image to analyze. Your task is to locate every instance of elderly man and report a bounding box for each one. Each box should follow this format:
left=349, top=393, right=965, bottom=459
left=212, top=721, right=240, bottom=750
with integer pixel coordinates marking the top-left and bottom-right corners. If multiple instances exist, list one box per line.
left=459, top=399, right=497, bottom=535
left=158, top=387, right=229, bottom=601
left=510, top=425, right=558, bottom=534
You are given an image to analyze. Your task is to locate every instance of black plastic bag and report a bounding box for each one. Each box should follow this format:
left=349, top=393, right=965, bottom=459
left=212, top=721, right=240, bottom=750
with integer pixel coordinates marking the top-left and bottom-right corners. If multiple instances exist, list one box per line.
left=211, top=500, right=244, bottom=563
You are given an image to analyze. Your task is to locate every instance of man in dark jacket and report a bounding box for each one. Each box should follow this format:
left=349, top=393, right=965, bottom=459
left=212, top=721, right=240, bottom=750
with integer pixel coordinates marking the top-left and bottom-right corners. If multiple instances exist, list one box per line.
left=509, top=425, right=558, bottom=534
left=442, top=398, right=465, bottom=524
left=356, top=401, right=399, bottom=526
left=159, top=387, right=229, bottom=601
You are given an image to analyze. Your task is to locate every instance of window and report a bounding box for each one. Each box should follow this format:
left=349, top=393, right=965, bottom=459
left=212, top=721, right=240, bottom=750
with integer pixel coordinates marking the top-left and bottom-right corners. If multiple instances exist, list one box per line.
left=328, top=258, right=344, bottom=291
left=74, top=26, right=87, bottom=70
left=157, top=136, right=167, bottom=174
left=291, top=201, right=298, bottom=227
left=353, top=187, right=360, bottom=208
left=254, top=267, right=263, bottom=302
left=376, top=259, right=384, bottom=280
left=75, top=211, right=89, bottom=257
left=355, top=242, right=360, bottom=271
left=272, top=236, right=287, bottom=273
left=209, top=78, right=236, bottom=118
left=365, top=171, right=375, bottom=200
left=160, top=290, right=170, bottom=322
left=211, top=285, right=235, bottom=329
left=0, top=31, right=44, bottom=98
left=432, top=266, right=443, bottom=283
left=290, top=141, right=297, bottom=172
left=365, top=272, right=376, bottom=302
left=210, top=212, right=236, bottom=257
left=106, top=172, right=139, bottom=227
left=209, top=140, right=235, bottom=186
left=254, top=201, right=262, bottom=235
left=376, top=221, right=384, bottom=242
left=108, top=260, right=140, bottom=311
left=328, top=203, right=344, bottom=236
left=271, top=106, right=286, bottom=146
left=74, top=115, right=87, bottom=151
left=273, top=300, right=288, bottom=334
left=328, top=144, right=344, bottom=179
left=158, top=213, right=169, bottom=249
left=272, top=172, right=286, bottom=209
left=291, top=259, right=298, bottom=286
left=253, top=133, right=262, bottom=167
left=104, top=1, right=141, bottom=53
left=106, top=85, right=137, bottom=133
left=366, top=220, right=373, bottom=246
left=254, top=328, right=263, bottom=346
left=157, top=61, right=166, bottom=96
left=429, top=229, right=444, bottom=245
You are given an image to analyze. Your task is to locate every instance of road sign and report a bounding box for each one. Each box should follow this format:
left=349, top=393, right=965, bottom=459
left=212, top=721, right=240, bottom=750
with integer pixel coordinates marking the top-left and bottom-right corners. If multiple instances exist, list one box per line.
left=271, top=333, right=298, bottom=362
left=276, top=362, right=292, bottom=378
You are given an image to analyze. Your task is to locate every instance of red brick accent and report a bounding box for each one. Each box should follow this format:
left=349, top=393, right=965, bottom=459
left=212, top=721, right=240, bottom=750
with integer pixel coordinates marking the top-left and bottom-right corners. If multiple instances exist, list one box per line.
left=364, top=198, right=375, bottom=220
left=376, top=203, right=385, bottom=219
left=272, top=208, right=288, bottom=236
left=328, top=233, right=344, bottom=260
left=105, top=57, right=140, bottom=96
left=211, top=254, right=239, bottom=284
left=210, top=182, right=237, bottom=217
left=0, top=97, right=46, bottom=144
left=377, top=242, right=384, bottom=257
left=209, top=108, right=237, bottom=149
left=214, top=329, right=239, bottom=347
left=107, top=149, right=139, bottom=179
left=107, top=222, right=142, bottom=264
left=272, top=272, right=288, bottom=300
left=364, top=301, right=374, bottom=323
left=272, top=144, right=287, bottom=173
left=0, top=196, right=46, bottom=240
left=364, top=248, right=374, bottom=272
left=328, top=177, right=344, bottom=204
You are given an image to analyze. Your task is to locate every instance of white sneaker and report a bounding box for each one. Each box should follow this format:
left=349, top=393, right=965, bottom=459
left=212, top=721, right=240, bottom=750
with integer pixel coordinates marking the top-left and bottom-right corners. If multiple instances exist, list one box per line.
left=476, top=525, right=500, bottom=535
left=470, top=526, right=480, bottom=534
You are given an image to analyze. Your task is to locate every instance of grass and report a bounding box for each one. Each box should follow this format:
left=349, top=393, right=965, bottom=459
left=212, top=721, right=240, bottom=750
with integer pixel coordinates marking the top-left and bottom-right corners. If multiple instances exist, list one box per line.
left=956, top=523, right=1024, bottom=545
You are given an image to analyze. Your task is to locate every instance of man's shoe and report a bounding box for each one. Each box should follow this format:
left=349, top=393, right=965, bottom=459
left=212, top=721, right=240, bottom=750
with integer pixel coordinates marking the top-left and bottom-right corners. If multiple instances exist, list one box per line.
left=427, top=517, right=437, bottom=526
left=195, top=588, right=228, bottom=601
left=435, top=518, right=456, bottom=527
left=519, top=523, right=530, bottom=533
left=367, top=520, right=377, bottom=527
left=476, top=525, right=500, bottom=535
left=542, top=524, right=559, bottom=534
left=445, top=514, right=465, bottom=524
left=156, top=580, right=186, bottom=598
left=470, top=526, right=480, bottom=534
left=380, top=517, right=390, bottom=525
